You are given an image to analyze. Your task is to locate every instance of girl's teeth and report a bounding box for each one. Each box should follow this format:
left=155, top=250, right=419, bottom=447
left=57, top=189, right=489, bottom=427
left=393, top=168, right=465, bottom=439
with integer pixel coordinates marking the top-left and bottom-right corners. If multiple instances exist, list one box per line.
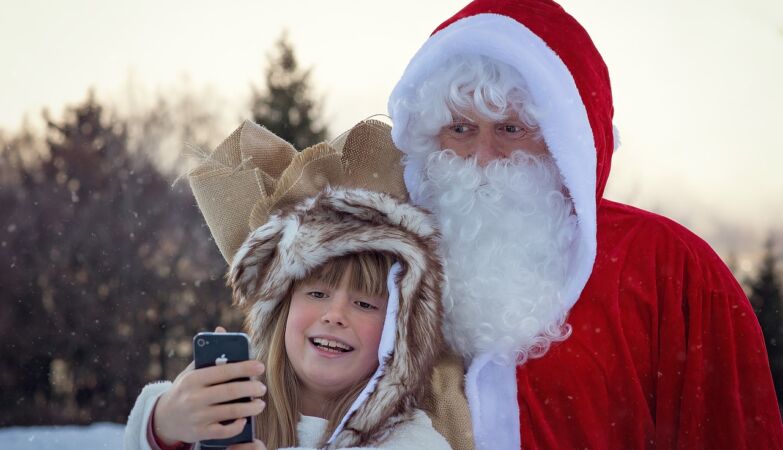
left=312, top=337, right=353, bottom=351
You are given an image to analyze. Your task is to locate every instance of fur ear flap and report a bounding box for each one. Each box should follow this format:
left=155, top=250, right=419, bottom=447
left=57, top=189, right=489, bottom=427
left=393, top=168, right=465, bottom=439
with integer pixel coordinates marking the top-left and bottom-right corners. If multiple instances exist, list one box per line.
left=228, top=220, right=284, bottom=306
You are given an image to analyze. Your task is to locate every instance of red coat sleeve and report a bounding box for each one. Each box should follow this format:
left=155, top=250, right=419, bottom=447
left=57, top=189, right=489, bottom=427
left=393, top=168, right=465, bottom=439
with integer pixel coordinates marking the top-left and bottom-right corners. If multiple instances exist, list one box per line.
left=517, top=201, right=783, bottom=449
left=649, top=215, right=781, bottom=448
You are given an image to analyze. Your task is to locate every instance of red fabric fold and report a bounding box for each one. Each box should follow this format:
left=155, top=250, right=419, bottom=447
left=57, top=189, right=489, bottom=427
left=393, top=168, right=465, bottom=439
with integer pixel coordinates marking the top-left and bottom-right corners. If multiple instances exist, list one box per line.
left=516, top=200, right=783, bottom=449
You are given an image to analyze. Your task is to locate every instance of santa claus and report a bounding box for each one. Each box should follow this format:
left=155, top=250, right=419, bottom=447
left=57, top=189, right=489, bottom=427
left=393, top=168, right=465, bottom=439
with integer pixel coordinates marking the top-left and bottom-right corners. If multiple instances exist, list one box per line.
left=387, top=0, right=783, bottom=449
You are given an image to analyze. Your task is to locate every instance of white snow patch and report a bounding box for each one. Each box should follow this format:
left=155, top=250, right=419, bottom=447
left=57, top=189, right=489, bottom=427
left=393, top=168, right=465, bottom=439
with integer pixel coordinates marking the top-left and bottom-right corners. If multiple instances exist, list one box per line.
left=0, top=423, right=124, bottom=449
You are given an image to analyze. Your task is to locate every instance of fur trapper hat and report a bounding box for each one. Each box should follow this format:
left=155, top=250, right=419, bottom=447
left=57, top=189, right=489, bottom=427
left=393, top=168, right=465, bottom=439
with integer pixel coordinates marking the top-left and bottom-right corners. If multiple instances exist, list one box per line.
left=228, top=186, right=444, bottom=448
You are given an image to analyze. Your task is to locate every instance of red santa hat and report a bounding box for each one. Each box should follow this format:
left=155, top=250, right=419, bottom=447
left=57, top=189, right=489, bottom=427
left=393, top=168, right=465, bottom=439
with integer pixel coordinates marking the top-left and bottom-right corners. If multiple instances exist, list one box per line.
left=388, top=0, right=617, bottom=316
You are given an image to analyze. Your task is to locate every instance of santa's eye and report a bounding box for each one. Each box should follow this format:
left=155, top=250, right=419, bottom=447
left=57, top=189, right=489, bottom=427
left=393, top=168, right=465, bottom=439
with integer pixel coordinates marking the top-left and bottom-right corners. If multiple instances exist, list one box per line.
left=499, top=124, right=528, bottom=136
left=442, top=122, right=475, bottom=135
left=500, top=122, right=540, bottom=141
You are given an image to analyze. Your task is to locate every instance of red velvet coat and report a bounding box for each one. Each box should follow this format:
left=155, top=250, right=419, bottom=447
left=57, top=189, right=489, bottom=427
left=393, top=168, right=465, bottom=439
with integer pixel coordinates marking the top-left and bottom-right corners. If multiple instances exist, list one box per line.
left=517, top=199, right=783, bottom=449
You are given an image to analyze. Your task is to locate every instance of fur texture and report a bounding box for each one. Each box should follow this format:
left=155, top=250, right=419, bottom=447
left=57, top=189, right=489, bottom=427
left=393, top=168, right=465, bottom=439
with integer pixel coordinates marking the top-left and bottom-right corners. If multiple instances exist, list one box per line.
left=227, top=187, right=444, bottom=449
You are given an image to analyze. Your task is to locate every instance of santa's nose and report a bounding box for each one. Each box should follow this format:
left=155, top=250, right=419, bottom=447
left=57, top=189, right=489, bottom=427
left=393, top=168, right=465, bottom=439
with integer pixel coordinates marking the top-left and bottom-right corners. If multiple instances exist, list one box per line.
left=474, top=132, right=505, bottom=166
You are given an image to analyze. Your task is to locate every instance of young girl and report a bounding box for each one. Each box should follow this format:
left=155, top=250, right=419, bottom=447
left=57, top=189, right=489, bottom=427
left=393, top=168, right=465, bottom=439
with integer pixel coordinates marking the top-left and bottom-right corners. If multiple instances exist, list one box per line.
left=124, top=187, right=450, bottom=450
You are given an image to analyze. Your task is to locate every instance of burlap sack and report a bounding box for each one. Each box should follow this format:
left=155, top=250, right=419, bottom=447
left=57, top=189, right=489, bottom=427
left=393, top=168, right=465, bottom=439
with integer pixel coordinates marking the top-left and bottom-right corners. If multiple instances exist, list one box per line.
left=186, top=119, right=475, bottom=450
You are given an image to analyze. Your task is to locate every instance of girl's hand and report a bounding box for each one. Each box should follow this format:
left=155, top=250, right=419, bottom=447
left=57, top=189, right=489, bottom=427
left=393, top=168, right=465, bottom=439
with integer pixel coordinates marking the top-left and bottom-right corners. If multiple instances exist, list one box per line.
left=152, top=327, right=267, bottom=445
left=228, top=439, right=268, bottom=450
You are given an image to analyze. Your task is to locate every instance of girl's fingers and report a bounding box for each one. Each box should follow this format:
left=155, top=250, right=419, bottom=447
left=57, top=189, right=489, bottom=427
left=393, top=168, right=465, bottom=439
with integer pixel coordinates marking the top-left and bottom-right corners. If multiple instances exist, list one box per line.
left=227, top=439, right=267, bottom=450
left=193, top=360, right=265, bottom=386
left=204, top=417, right=248, bottom=440
left=206, top=398, right=266, bottom=423
left=203, top=380, right=266, bottom=404
left=172, top=361, right=195, bottom=384
left=215, top=326, right=227, bottom=333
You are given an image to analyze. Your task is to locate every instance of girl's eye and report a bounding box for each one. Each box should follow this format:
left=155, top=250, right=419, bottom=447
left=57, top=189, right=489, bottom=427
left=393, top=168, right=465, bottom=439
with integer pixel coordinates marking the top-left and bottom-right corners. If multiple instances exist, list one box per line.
left=307, top=291, right=327, bottom=299
left=355, top=300, right=378, bottom=311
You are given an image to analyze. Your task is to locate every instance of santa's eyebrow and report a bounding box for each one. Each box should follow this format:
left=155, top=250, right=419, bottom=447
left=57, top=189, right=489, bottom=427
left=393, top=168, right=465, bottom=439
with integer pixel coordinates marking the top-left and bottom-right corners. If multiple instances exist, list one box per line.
left=449, top=112, right=477, bottom=122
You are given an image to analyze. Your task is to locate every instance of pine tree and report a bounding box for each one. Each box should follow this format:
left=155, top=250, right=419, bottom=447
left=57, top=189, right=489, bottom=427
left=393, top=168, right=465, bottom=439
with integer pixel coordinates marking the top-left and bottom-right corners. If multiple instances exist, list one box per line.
left=251, top=32, right=328, bottom=150
left=749, top=237, right=783, bottom=410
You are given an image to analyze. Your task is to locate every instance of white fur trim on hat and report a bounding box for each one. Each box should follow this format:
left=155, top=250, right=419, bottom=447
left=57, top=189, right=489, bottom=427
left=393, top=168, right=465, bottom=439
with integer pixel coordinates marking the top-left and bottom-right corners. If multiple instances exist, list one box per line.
left=388, top=12, right=597, bottom=326
left=465, top=354, right=520, bottom=450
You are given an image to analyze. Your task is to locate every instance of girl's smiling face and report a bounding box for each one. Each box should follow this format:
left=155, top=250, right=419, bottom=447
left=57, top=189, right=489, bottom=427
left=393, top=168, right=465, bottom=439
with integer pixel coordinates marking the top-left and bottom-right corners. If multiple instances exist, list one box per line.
left=285, top=266, right=388, bottom=400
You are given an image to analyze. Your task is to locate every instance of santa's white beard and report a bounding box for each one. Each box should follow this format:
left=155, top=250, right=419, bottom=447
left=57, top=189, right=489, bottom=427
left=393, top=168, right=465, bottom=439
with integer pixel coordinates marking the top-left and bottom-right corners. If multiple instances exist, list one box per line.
left=409, top=150, right=578, bottom=365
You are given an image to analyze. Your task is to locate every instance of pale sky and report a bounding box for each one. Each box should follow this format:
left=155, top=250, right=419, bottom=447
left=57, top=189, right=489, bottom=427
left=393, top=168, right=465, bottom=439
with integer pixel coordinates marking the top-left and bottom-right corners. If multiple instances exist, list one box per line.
left=2, top=0, right=782, bottom=263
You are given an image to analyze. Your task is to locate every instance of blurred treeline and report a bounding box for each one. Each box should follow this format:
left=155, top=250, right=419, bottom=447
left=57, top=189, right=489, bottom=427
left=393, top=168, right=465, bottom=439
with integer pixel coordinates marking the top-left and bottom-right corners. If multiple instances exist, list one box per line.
left=0, top=92, right=236, bottom=425
left=0, top=33, right=781, bottom=427
left=749, top=239, right=783, bottom=414
left=0, top=34, right=329, bottom=426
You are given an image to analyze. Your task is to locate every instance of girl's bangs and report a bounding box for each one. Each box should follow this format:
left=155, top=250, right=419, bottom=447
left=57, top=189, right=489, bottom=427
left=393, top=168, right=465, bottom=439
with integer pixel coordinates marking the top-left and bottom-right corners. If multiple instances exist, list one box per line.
left=301, top=252, right=394, bottom=298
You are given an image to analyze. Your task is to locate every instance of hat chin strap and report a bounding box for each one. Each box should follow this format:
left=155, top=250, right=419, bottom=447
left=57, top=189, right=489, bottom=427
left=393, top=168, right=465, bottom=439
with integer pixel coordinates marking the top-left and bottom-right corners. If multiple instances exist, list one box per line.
left=326, top=262, right=402, bottom=445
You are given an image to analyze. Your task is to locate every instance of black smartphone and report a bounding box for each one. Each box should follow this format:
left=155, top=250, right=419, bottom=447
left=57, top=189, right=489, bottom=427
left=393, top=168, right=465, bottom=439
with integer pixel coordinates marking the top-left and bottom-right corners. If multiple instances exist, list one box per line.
left=193, top=331, right=255, bottom=448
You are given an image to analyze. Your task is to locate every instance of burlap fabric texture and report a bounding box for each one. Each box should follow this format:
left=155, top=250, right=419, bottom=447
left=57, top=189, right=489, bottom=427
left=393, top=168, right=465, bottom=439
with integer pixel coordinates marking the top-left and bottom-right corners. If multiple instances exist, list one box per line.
left=186, top=119, right=475, bottom=450
left=187, top=119, right=408, bottom=263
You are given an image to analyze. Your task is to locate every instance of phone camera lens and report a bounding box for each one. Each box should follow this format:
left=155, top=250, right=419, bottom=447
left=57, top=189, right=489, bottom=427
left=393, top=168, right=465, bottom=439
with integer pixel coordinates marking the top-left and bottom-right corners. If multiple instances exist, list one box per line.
left=197, top=338, right=206, bottom=347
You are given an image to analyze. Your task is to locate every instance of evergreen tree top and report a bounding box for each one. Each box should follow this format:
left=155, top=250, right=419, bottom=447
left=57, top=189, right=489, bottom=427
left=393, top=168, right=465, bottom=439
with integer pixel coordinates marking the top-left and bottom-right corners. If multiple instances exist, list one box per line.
left=251, top=32, right=328, bottom=151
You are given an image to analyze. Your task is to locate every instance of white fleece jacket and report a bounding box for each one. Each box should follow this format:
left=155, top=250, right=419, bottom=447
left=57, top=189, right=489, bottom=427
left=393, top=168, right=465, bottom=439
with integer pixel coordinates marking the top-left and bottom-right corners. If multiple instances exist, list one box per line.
left=124, top=382, right=451, bottom=450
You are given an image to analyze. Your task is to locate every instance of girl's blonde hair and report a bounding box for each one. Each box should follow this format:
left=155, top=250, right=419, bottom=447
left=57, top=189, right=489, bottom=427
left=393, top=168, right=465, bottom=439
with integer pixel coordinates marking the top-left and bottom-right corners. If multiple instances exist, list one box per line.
left=254, top=252, right=395, bottom=449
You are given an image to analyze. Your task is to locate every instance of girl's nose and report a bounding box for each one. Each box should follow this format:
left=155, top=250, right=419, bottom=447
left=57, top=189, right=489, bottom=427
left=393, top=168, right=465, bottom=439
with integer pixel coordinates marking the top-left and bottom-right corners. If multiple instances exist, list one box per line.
left=321, top=300, right=347, bottom=327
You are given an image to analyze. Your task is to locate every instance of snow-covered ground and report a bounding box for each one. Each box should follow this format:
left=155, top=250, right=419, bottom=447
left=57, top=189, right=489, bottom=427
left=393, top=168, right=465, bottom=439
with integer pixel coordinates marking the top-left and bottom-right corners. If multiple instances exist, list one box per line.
left=0, top=423, right=125, bottom=449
